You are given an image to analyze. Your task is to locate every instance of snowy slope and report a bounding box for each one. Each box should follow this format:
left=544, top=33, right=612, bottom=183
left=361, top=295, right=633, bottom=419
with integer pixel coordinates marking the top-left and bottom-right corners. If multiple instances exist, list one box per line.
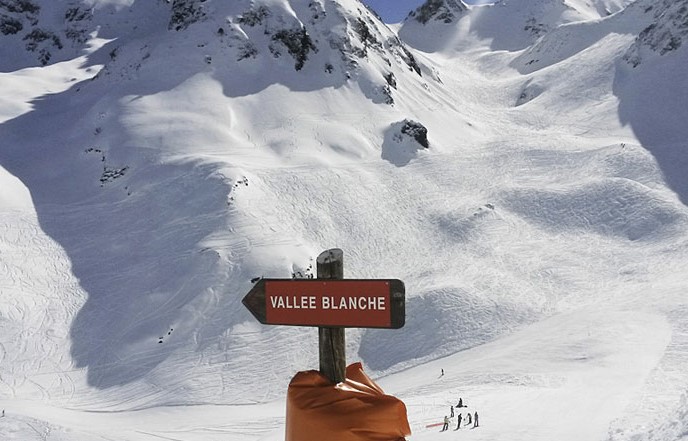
left=2, top=0, right=688, bottom=440
left=0, top=0, right=476, bottom=409
left=507, top=0, right=688, bottom=205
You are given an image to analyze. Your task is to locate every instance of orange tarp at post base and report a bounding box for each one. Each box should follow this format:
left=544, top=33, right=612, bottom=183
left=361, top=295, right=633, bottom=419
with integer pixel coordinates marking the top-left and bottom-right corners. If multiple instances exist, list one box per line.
left=286, top=362, right=411, bottom=441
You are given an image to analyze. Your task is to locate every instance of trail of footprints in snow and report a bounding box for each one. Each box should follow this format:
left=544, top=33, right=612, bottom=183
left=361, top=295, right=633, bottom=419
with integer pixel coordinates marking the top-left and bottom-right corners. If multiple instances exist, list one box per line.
left=158, top=328, right=174, bottom=344
left=84, top=147, right=129, bottom=191
left=227, top=176, right=249, bottom=205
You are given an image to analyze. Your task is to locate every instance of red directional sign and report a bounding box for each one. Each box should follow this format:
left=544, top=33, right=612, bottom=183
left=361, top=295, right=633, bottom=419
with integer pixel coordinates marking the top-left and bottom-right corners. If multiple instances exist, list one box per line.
left=242, top=279, right=405, bottom=329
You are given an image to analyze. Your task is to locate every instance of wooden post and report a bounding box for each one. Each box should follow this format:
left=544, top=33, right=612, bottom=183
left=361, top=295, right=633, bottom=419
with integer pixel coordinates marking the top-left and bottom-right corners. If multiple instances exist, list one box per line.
left=317, top=248, right=346, bottom=384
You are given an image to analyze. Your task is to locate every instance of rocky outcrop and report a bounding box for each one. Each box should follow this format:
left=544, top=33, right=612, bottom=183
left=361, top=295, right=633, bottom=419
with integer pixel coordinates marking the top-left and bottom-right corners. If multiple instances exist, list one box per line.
left=0, top=0, right=85, bottom=66
left=408, top=0, right=468, bottom=25
left=169, top=0, right=207, bottom=31
left=227, top=0, right=425, bottom=77
left=624, top=0, right=688, bottom=67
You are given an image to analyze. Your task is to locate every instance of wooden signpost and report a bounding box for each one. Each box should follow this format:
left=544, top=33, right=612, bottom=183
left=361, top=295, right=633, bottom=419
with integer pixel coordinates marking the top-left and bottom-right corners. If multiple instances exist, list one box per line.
left=242, top=277, right=406, bottom=328
left=242, top=249, right=406, bottom=383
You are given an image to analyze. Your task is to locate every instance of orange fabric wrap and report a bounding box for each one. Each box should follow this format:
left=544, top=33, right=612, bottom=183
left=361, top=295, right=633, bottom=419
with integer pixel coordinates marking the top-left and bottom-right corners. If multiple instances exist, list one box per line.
left=286, top=362, right=411, bottom=441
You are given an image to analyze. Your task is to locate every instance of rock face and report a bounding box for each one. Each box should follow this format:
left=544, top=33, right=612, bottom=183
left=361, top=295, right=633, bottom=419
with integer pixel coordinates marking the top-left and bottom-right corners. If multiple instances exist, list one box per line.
left=407, top=0, right=468, bottom=25
left=0, top=0, right=436, bottom=107
left=169, top=0, right=207, bottom=31
left=0, top=0, right=92, bottom=67
left=624, top=0, right=688, bottom=67
left=400, top=120, right=429, bottom=149
left=381, top=119, right=430, bottom=166
left=223, top=0, right=425, bottom=78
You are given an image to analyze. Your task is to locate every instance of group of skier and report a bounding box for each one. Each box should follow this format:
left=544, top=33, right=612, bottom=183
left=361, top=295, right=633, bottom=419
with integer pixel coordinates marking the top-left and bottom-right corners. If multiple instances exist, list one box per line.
left=440, top=398, right=479, bottom=432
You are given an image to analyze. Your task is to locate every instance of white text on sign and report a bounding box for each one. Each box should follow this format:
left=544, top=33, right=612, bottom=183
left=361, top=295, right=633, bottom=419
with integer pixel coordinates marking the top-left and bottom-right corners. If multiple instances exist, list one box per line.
left=269, top=295, right=387, bottom=310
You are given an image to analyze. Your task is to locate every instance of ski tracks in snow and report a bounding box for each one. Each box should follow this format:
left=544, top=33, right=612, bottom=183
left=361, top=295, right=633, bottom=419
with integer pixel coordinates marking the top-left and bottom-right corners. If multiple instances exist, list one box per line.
left=0, top=192, right=88, bottom=406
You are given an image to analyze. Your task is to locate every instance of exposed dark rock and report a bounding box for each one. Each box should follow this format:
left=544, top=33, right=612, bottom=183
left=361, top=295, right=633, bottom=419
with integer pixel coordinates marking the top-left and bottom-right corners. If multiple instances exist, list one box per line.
left=65, top=27, right=88, bottom=44
left=401, top=45, right=421, bottom=75
left=100, top=166, right=129, bottom=185
left=384, top=72, right=397, bottom=89
left=0, top=0, right=39, bottom=14
left=237, top=42, right=258, bottom=60
left=237, top=6, right=269, bottom=27
left=0, top=14, right=22, bottom=34
left=22, top=27, right=63, bottom=64
left=65, top=6, right=90, bottom=23
left=23, top=28, right=62, bottom=50
left=410, top=0, right=467, bottom=25
left=524, top=18, right=548, bottom=37
left=624, top=0, right=688, bottom=67
left=401, top=120, right=429, bottom=148
left=169, top=0, right=206, bottom=31
left=381, top=84, right=394, bottom=105
left=271, top=27, right=317, bottom=71
left=353, top=17, right=380, bottom=56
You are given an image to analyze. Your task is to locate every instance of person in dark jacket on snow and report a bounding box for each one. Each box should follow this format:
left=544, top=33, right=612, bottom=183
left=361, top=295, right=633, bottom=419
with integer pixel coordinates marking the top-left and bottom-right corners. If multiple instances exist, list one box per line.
left=454, top=413, right=462, bottom=430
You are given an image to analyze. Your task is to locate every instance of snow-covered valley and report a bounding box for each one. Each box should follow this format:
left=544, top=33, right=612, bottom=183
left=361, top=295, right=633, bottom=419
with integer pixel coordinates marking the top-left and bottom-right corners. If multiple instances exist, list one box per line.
left=2, top=0, right=688, bottom=440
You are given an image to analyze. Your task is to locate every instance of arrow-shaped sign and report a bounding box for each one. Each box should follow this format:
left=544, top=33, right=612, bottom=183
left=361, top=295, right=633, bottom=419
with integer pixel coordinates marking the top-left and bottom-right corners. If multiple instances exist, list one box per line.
left=242, top=278, right=405, bottom=329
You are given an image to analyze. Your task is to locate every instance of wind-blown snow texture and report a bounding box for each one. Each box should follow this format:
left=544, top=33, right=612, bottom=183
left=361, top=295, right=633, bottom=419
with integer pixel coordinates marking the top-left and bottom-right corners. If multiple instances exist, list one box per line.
left=1, top=0, right=688, bottom=440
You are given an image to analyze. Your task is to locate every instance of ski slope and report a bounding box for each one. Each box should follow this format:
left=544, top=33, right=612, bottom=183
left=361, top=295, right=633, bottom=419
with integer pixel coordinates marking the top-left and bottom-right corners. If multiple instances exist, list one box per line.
left=2, top=0, right=688, bottom=440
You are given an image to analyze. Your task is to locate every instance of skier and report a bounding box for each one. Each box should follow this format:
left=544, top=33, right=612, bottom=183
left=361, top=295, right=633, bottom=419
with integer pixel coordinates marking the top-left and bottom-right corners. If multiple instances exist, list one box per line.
left=474, top=411, right=479, bottom=428
left=441, top=415, right=449, bottom=432
left=465, top=411, right=472, bottom=426
left=450, top=405, right=454, bottom=418
left=440, top=368, right=444, bottom=377
left=457, top=397, right=464, bottom=408
left=454, top=413, right=462, bottom=430
left=1, top=409, right=4, bottom=417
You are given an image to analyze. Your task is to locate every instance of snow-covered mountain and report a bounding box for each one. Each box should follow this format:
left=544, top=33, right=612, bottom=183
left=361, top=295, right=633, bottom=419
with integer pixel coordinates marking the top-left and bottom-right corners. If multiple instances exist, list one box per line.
left=399, top=0, right=636, bottom=52
left=2, top=0, right=688, bottom=440
left=0, top=0, right=467, bottom=413
left=406, top=0, right=468, bottom=25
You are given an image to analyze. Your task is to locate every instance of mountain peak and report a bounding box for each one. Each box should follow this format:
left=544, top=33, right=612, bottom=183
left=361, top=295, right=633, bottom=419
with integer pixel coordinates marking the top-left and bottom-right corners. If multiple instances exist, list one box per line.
left=407, top=0, right=468, bottom=25
left=88, top=0, right=430, bottom=105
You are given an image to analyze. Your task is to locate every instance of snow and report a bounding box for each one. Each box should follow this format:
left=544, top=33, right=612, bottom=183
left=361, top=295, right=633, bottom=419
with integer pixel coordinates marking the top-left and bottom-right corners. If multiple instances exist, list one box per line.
left=2, top=0, right=688, bottom=440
